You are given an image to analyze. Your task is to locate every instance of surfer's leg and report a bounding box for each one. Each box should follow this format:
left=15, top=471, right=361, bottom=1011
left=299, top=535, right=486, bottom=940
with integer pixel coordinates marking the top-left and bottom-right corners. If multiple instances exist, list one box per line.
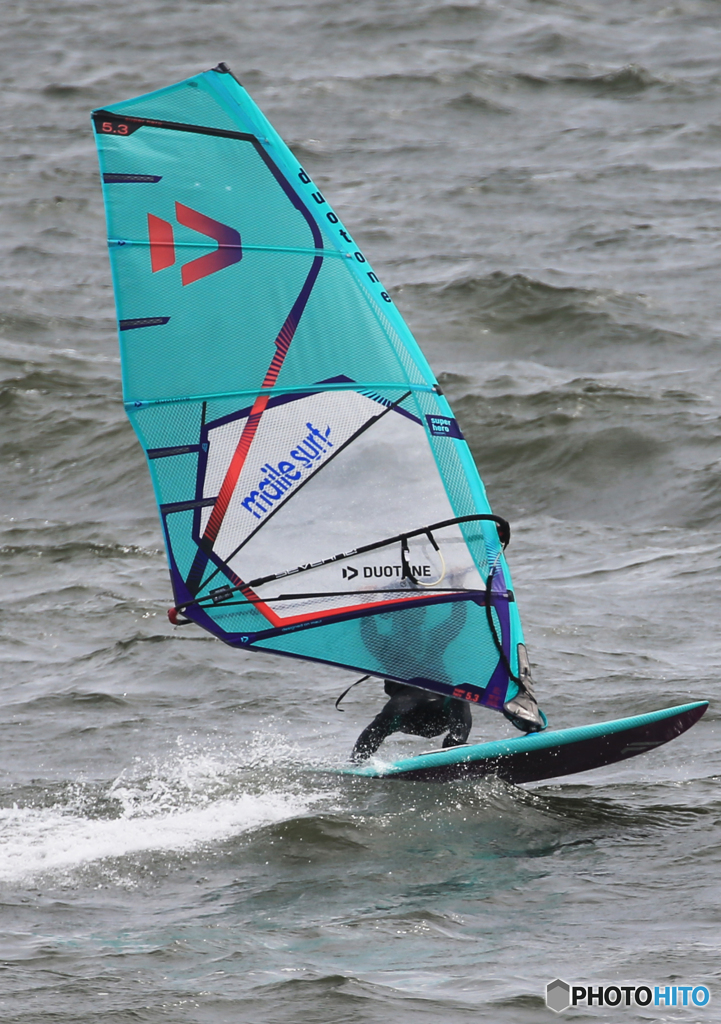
left=350, top=689, right=441, bottom=759
left=442, top=698, right=472, bottom=747
left=350, top=705, right=401, bottom=761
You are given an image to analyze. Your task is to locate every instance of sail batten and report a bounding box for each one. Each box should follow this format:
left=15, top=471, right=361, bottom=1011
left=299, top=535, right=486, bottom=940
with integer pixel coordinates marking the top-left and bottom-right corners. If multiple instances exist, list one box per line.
left=93, top=65, right=528, bottom=711
left=125, top=383, right=437, bottom=411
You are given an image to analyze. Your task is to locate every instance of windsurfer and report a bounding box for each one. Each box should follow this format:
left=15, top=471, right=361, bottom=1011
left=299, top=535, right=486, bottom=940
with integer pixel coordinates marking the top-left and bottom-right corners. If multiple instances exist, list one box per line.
left=350, top=680, right=472, bottom=761
left=350, top=646, right=546, bottom=761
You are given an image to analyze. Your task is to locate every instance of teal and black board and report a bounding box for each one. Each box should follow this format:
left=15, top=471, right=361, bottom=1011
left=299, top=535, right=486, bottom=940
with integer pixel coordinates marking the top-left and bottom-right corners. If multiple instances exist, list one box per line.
left=344, top=701, right=708, bottom=783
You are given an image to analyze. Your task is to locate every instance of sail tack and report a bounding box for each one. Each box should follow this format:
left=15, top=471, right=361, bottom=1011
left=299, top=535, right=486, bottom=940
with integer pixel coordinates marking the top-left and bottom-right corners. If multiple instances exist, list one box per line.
left=93, top=65, right=527, bottom=711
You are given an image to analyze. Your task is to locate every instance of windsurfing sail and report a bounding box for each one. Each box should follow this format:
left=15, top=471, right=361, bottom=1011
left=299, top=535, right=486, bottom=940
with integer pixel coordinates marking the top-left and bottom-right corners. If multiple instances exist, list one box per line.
left=92, top=63, right=531, bottom=714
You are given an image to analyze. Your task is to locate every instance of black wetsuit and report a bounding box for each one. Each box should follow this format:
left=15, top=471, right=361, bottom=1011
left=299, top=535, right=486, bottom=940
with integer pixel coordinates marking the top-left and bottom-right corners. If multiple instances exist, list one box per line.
left=351, top=680, right=472, bottom=761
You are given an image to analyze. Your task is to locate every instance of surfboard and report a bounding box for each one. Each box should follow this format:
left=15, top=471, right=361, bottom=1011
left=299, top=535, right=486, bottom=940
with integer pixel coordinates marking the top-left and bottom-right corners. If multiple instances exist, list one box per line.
left=342, top=701, right=708, bottom=783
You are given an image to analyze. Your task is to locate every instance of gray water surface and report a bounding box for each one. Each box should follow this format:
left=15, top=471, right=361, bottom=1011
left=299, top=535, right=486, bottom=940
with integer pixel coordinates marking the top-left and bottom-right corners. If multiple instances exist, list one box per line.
left=1, top=1, right=720, bottom=1021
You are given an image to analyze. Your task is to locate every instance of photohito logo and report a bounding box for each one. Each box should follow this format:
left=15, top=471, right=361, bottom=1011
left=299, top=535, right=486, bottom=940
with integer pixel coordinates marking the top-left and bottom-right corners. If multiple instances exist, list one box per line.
left=545, top=979, right=711, bottom=1012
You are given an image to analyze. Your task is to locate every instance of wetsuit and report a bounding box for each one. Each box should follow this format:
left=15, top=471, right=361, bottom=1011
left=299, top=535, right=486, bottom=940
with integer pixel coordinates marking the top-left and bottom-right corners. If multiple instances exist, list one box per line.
left=350, top=680, right=472, bottom=762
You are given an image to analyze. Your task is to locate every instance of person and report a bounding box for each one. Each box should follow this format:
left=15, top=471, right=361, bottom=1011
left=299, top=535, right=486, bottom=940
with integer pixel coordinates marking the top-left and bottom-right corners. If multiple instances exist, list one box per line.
left=350, top=680, right=472, bottom=762
left=350, top=648, right=546, bottom=762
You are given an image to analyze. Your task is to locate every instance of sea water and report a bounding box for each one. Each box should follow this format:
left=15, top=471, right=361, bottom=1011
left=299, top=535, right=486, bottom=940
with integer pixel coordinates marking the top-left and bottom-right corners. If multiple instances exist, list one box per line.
left=1, top=1, right=720, bottom=1020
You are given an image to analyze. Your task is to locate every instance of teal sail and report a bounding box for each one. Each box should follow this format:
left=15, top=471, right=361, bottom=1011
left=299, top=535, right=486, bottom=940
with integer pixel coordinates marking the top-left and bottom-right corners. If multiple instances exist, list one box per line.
left=92, top=63, right=530, bottom=715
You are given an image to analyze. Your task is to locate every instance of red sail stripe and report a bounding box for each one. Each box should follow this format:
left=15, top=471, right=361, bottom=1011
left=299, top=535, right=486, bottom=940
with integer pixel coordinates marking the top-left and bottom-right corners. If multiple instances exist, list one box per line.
left=175, top=202, right=242, bottom=286
left=202, top=396, right=269, bottom=545
left=189, top=249, right=322, bottom=596
left=147, top=213, right=175, bottom=272
left=201, top=563, right=437, bottom=631
left=243, top=590, right=439, bottom=629
left=199, top=307, right=301, bottom=546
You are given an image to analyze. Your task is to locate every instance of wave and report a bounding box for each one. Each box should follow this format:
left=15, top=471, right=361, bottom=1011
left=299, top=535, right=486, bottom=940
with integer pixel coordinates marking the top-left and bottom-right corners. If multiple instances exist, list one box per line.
left=400, top=272, right=687, bottom=357
left=514, top=63, right=679, bottom=96
left=446, top=92, right=511, bottom=114
left=688, top=462, right=721, bottom=526
left=304, top=59, right=694, bottom=105
left=0, top=309, right=110, bottom=342
left=0, top=743, right=333, bottom=883
left=438, top=366, right=721, bottom=524
left=320, top=2, right=491, bottom=35
left=0, top=791, right=313, bottom=882
left=0, top=365, right=117, bottom=404
left=0, top=536, right=153, bottom=561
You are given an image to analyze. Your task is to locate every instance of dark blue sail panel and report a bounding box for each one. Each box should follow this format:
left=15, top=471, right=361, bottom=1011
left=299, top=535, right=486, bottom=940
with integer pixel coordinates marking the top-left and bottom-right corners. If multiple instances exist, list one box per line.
left=92, top=65, right=528, bottom=713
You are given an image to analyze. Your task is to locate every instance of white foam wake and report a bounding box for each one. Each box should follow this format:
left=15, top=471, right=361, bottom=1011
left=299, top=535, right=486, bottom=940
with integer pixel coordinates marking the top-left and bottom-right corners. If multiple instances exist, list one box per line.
left=0, top=790, right=309, bottom=883
left=0, top=742, right=325, bottom=883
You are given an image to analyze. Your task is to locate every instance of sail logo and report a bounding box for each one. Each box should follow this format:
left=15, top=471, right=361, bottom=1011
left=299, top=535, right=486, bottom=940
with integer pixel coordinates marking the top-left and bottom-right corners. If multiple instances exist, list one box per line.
left=426, top=414, right=464, bottom=439
left=342, top=564, right=432, bottom=579
left=239, top=421, right=333, bottom=520
left=147, top=202, right=242, bottom=285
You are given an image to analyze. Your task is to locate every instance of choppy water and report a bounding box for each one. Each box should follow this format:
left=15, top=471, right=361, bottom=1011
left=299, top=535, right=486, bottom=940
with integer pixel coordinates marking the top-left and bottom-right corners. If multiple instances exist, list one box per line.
left=2, top=1, right=721, bottom=1021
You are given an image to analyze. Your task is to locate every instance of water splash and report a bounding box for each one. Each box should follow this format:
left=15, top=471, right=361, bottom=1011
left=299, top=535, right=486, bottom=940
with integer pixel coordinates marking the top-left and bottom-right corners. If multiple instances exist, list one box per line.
left=0, top=738, right=334, bottom=883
